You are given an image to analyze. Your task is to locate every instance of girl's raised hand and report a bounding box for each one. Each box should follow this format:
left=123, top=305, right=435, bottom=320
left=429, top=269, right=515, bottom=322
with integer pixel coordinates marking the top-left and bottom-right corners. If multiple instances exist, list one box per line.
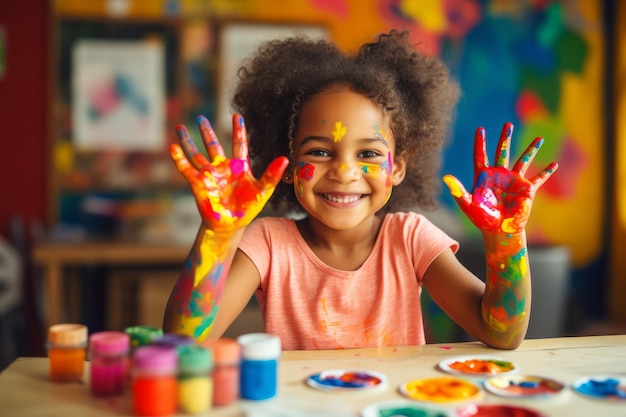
left=170, top=114, right=288, bottom=231
left=443, top=123, right=558, bottom=234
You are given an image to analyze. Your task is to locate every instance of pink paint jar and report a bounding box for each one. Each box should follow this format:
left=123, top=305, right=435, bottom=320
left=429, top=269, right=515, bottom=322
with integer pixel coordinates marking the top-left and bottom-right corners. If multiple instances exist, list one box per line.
left=89, top=331, right=130, bottom=396
left=201, top=338, right=241, bottom=406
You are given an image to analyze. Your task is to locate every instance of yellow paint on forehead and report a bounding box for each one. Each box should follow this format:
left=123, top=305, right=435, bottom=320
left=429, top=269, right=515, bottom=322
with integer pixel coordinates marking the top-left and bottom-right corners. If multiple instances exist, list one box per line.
left=332, top=121, right=347, bottom=142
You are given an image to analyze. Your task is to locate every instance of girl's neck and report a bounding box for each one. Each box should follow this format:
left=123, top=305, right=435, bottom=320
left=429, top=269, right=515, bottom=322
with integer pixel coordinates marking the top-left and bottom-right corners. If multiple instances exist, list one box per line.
left=296, top=214, right=384, bottom=271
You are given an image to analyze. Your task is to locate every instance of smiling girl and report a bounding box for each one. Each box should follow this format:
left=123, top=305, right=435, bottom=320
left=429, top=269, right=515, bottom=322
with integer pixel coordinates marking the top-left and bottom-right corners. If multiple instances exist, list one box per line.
left=163, top=30, right=558, bottom=350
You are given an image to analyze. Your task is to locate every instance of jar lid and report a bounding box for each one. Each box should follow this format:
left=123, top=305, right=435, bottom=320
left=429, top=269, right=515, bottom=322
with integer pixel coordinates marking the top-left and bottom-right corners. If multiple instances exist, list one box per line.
left=90, top=331, right=130, bottom=355
left=201, top=338, right=241, bottom=364
left=48, top=323, right=88, bottom=346
left=133, top=346, right=177, bottom=373
left=178, top=345, right=212, bottom=372
left=152, top=333, right=196, bottom=349
left=124, top=326, right=164, bottom=348
left=237, top=333, right=281, bottom=360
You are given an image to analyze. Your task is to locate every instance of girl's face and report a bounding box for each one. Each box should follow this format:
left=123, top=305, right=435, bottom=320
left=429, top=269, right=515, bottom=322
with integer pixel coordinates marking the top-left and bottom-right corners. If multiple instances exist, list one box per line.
left=290, top=86, right=407, bottom=231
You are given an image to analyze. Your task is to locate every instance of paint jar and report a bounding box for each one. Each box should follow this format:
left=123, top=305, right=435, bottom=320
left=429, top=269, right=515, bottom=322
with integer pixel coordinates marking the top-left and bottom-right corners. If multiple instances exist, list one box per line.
left=152, top=333, right=196, bottom=350
left=123, top=325, right=164, bottom=383
left=132, top=345, right=178, bottom=417
left=124, top=325, right=164, bottom=350
left=47, top=323, right=88, bottom=383
left=201, top=338, right=241, bottom=406
left=237, top=333, right=281, bottom=400
left=89, top=331, right=130, bottom=396
left=177, top=344, right=213, bottom=414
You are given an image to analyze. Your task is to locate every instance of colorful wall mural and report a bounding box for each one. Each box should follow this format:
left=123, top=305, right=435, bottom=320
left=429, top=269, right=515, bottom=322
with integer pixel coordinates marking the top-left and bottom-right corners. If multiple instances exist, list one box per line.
left=53, top=0, right=609, bottom=325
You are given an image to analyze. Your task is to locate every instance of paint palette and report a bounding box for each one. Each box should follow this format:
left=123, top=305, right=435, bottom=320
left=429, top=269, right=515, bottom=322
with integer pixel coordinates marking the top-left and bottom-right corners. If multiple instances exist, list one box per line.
left=437, top=355, right=517, bottom=378
left=572, top=375, right=626, bottom=401
left=484, top=375, right=566, bottom=399
left=360, top=400, right=454, bottom=417
left=305, top=369, right=388, bottom=392
left=399, top=376, right=483, bottom=403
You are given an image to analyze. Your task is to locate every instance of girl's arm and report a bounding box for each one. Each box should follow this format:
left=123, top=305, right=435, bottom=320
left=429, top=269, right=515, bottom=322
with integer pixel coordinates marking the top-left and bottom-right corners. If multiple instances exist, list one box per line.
left=429, top=123, right=558, bottom=349
left=162, top=114, right=288, bottom=342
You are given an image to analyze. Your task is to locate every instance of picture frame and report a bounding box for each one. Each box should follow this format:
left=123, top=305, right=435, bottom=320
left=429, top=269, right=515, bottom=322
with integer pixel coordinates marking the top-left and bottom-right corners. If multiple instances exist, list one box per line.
left=216, top=22, right=329, bottom=137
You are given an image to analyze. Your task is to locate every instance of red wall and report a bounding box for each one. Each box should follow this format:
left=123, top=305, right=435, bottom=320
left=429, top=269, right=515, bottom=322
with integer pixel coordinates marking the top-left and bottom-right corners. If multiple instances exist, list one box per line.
left=0, top=2, right=49, bottom=242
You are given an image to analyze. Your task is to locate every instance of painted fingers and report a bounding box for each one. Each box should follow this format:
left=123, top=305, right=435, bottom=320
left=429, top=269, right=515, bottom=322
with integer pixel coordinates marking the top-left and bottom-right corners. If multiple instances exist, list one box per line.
left=176, top=123, right=210, bottom=169
left=197, top=115, right=226, bottom=162
left=494, top=122, right=514, bottom=168
left=511, top=136, right=559, bottom=188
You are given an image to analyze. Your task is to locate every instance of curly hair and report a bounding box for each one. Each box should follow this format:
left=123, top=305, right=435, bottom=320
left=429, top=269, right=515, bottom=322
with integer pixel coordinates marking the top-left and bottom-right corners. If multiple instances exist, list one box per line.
left=233, top=29, right=460, bottom=215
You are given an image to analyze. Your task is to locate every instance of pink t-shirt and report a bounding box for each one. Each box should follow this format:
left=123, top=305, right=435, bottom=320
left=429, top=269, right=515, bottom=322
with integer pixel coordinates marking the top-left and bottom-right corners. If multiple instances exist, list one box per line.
left=238, top=212, right=458, bottom=350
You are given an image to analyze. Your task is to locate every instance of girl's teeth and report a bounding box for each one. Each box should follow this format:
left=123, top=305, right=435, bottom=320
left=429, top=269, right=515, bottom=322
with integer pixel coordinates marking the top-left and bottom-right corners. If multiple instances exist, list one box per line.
left=325, top=194, right=359, bottom=203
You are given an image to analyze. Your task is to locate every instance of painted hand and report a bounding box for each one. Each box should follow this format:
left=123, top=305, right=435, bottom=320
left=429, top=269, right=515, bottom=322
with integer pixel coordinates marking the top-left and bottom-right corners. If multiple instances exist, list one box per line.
left=443, top=123, right=558, bottom=234
left=170, top=114, right=288, bottom=231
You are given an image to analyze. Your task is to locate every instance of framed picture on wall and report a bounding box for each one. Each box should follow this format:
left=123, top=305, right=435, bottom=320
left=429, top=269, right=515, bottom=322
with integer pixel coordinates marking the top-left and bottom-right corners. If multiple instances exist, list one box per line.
left=216, top=22, right=329, bottom=137
left=72, top=39, right=165, bottom=151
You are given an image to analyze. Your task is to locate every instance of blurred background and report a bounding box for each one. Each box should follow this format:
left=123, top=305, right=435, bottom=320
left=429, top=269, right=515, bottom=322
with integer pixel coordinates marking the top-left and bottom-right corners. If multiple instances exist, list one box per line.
left=1, top=0, right=625, bottom=370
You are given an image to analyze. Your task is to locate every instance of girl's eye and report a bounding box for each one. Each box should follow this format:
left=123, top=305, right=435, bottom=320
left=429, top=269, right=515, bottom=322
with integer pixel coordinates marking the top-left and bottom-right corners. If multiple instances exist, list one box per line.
left=358, top=150, right=382, bottom=159
left=306, top=149, right=331, bottom=157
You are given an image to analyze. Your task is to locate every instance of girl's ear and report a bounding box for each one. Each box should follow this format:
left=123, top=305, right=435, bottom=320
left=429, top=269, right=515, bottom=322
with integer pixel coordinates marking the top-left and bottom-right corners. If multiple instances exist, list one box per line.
left=391, top=150, right=408, bottom=186
left=283, top=164, right=295, bottom=184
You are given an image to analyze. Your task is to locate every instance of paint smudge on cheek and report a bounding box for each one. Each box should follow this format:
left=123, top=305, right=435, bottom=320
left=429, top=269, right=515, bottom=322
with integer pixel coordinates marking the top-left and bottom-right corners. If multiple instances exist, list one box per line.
left=298, top=162, right=315, bottom=180
left=358, top=162, right=381, bottom=178
left=373, top=124, right=391, bottom=148
left=332, top=121, right=347, bottom=142
left=295, top=162, right=315, bottom=197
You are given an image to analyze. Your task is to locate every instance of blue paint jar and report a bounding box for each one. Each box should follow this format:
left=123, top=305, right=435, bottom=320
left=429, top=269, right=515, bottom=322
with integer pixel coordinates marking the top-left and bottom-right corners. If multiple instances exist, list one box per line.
left=237, top=333, right=281, bottom=400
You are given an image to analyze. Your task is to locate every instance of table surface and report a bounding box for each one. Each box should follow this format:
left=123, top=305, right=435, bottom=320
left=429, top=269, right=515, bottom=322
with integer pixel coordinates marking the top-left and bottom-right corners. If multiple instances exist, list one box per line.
left=1, top=335, right=624, bottom=417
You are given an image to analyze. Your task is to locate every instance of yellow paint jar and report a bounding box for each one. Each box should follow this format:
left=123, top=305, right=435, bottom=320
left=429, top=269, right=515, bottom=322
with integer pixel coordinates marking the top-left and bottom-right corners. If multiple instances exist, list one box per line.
left=177, top=344, right=213, bottom=414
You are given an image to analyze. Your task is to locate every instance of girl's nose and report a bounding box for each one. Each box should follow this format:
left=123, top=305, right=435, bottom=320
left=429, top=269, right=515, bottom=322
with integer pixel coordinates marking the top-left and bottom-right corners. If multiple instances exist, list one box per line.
left=327, top=160, right=360, bottom=183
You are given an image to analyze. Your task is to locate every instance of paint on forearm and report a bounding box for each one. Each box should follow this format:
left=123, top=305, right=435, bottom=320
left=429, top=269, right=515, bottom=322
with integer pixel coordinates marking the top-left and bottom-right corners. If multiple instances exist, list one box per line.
left=173, top=230, right=234, bottom=340
left=483, top=235, right=528, bottom=333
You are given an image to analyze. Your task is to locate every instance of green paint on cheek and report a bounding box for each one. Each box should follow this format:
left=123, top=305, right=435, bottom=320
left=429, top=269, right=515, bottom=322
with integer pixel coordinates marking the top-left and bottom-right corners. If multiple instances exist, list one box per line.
left=358, top=162, right=381, bottom=178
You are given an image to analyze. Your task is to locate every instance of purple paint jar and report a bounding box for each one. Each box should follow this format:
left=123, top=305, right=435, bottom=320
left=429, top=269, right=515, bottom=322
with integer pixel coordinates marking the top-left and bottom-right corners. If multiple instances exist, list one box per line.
left=152, top=333, right=196, bottom=350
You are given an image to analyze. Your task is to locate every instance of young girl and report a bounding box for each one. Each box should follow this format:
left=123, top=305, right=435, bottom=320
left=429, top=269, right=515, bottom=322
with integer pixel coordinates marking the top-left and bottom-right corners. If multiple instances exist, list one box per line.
left=163, top=30, right=558, bottom=350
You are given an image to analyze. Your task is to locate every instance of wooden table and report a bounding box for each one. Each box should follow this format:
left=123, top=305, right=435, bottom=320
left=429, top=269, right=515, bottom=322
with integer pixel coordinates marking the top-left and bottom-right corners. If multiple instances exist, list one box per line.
left=32, top=241, right=190, bottom=329
left=1, top=335, right=624, bottom=416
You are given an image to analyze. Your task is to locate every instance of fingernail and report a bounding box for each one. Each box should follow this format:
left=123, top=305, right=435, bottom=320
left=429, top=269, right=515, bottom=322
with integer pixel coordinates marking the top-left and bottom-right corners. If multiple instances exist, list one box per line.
left=196, top=115, right=209, bottom=126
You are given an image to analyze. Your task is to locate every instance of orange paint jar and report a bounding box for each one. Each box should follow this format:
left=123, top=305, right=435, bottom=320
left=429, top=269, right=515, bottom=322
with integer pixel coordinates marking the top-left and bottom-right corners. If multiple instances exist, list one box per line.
left=47, top=323, right=88, bottom=383
left=201, top=338, right=241, bottom=406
